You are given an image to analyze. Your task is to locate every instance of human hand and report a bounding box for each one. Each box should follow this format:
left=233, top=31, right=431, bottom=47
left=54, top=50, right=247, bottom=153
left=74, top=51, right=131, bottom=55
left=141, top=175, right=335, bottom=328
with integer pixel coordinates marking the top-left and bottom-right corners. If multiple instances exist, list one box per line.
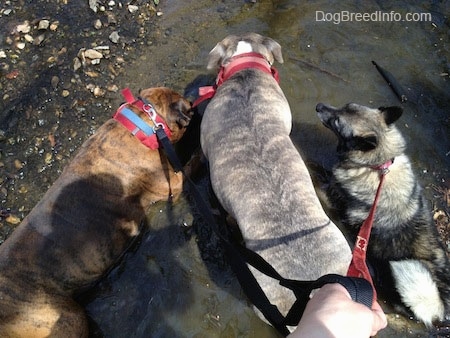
left=288, top=283, right=387, bottom=338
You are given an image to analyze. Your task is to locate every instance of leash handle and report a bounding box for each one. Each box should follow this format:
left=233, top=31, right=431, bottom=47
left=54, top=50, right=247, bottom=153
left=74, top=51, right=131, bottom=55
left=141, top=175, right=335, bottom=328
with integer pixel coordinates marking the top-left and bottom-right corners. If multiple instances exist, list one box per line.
left=156, top=128, right=375, bottom=333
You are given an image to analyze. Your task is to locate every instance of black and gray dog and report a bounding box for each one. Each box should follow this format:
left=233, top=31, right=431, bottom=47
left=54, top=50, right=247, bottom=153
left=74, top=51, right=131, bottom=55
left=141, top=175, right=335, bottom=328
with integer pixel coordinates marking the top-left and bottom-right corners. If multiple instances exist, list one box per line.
left=316, top=102, right=450, bottom=327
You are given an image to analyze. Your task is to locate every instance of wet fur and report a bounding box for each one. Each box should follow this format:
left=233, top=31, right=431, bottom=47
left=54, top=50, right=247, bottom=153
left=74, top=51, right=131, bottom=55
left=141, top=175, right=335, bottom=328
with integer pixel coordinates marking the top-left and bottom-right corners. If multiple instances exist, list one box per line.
left=316, top=102, right=450, bottom=327
left=0, top=88, right=192, bottom=337
left=201, top=33, right=352, bottom=324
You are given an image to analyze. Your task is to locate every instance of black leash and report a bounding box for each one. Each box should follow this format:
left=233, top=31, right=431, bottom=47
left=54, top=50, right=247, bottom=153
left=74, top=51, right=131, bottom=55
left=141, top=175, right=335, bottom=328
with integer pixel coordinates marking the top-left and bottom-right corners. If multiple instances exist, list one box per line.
left=155, top=127, right=373, bottom=336
left=156, top=127, right=290, bottom=334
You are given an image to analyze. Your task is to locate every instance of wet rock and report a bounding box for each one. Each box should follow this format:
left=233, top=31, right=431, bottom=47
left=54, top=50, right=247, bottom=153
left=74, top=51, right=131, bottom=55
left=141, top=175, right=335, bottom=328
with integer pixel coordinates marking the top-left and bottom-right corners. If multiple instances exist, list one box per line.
left=24, top=34, right=33, bottom=43
left=86, top=83, right=105, bottom=97
left=85, top=70, right=99, bottom=78
left=89, top=0, right=99, bottom=12
left=109, top=31, right=120, bottom=44
left=49, top=21, right=59, bottom=31
left=44, top=153, right=52, bottom=165
left=84, top=49, right=103, bottom=60
left=128, top=5, right=139, bottom=13
left=107, top=84, right=119, bottom=92
left=106, top=12, right=117, bottom=25
left=18, top=186, right=27, bottom=194
left=5, top=214, right=21, bottom=225
left=94, top=19, right=102, bottom=30
left=77, top=48, right=104, bottom=66
left=51, top=76, right=59, bottom=89
left=37, top=19, right=50, bottom=30
left=14, top=159, right=23, bottom=169
left=93, top=86, right=105, bottom=97
left=73, top=57, right=82, bottom=71
left=33, top=34, right=45, bottom=45
left=16, top=21, right=31, bottom=34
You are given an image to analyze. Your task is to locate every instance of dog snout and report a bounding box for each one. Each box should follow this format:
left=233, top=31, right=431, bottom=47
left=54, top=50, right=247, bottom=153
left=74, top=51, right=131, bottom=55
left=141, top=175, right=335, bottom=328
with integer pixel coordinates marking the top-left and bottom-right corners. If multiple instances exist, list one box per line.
left=177, top=110, right=192, bottom=127
left=316, top=103, right=326, bottom=112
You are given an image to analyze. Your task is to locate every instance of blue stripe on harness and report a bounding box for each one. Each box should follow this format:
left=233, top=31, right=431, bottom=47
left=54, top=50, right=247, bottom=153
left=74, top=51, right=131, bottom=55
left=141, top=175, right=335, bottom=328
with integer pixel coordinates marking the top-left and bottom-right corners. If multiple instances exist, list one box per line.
left=120, top=107, right=154, bottom=136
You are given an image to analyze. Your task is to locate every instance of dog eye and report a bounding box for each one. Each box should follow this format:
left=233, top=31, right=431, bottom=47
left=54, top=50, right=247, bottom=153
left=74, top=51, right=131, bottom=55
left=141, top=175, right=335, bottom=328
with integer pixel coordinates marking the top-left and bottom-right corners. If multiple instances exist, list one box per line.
left=334, top=119, right=340, bottom=128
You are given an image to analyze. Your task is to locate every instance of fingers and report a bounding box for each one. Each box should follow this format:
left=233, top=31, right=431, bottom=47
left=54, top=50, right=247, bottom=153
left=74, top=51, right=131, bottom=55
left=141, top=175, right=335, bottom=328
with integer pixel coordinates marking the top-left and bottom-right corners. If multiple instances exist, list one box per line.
left=370, top=301, right=388, bottom=336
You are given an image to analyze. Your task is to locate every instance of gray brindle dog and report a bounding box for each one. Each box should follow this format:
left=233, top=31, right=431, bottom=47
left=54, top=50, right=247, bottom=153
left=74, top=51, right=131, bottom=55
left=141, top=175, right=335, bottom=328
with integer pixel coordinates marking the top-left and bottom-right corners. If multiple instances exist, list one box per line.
left=200, top=33, right=352, bottom=324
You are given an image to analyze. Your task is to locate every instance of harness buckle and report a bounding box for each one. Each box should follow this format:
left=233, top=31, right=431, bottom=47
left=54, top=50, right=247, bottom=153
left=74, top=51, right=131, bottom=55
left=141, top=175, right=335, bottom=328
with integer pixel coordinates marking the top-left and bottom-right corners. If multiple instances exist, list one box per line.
left=380, top=167, right=390, bottom=176
left=142, top=102, right=164, bottom=131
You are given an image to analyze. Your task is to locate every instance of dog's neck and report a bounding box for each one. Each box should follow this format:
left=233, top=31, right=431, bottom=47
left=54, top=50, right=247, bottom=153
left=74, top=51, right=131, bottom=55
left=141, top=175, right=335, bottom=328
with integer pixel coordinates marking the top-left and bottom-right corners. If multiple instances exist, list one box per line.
left=113, top=88, right=171, bottom=150
left=192, top=52, right=279, bottom=108
left=219, top=52, right=278, bottom=85
left=370, top=158, right=394, bottom=173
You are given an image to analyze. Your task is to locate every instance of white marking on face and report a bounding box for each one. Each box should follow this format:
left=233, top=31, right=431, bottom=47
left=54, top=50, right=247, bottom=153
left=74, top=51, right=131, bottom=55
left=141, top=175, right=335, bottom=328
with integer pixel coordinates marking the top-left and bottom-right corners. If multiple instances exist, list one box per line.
left=232, top=41, right=253, bottom=57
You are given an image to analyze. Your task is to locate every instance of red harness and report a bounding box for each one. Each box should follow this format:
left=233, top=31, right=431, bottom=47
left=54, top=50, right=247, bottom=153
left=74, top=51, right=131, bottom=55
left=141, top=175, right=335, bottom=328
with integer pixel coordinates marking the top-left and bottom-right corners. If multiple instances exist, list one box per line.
left=346, top=159, right=393, bottom=306
left=113, top=88, right=171, bottom=149
left=192, top=52, right=280, bottom=107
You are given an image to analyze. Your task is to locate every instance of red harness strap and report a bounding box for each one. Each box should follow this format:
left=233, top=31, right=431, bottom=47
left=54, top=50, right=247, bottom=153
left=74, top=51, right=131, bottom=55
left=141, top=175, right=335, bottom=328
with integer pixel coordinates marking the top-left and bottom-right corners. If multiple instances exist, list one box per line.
left=193, top=52, right=279, bottom=108
left=113, top=88, right=171, bottom=149
left=346, top=159, right=393, bottom=307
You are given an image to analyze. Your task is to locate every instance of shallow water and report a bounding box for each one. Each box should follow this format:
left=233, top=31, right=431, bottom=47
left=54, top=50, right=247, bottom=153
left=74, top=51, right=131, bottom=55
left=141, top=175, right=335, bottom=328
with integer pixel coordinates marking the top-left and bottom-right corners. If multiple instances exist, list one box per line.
left=0, top=0, right=449, bottom=337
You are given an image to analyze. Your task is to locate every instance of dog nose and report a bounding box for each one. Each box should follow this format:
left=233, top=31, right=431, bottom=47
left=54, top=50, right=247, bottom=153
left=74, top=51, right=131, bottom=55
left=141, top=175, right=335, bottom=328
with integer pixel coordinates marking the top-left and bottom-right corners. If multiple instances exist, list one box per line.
left=316, top=103, right=325, bottom=112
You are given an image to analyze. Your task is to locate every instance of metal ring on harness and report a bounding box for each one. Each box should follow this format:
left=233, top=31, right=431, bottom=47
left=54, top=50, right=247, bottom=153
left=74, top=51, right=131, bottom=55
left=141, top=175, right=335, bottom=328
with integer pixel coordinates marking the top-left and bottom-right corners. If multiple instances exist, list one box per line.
left=142, top=103, right=165, bottom=131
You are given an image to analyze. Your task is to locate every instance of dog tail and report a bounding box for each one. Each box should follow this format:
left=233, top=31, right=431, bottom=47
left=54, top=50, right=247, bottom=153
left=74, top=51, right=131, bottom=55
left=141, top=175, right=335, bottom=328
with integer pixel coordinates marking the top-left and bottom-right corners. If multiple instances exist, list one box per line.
left=390, top=260, right=444, bottom=327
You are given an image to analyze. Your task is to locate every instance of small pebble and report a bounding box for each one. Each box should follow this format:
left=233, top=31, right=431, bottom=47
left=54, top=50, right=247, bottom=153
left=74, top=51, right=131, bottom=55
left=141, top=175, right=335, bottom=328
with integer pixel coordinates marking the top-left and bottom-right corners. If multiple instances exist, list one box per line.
left=6, top=215, right=21, bottom=225
left=109, top=31, right=120, bottom=43
left=49, top=21, right=59, bottom=31
left=51, top=76, right=60, bottom=89
left=14, top=159, right=23, bottom=169
left=84, top=49, right=103, bottom=59
left=94, top=19, right=102, bottom=30
left=24, top=34, right=33, bottom=43
left=128, top=4, right=138, bottom=13
left=38, top=19, right=50, bottom=30
left=16, top=21, right=31, bottom=33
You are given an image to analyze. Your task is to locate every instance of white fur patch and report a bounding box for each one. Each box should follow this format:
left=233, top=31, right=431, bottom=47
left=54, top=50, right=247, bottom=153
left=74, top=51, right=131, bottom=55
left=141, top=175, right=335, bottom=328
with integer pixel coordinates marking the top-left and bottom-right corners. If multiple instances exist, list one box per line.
left=390, top=260, right=444, bottom=327
left=232, top=41, right=253, bottom=57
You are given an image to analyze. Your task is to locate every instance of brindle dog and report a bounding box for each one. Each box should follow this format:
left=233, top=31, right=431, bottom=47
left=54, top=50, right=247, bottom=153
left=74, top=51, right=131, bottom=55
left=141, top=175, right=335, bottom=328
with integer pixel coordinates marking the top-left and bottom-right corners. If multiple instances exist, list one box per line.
left=0, top=87, right=192, bottom=337
left=200, top=33, right=352, bottom=326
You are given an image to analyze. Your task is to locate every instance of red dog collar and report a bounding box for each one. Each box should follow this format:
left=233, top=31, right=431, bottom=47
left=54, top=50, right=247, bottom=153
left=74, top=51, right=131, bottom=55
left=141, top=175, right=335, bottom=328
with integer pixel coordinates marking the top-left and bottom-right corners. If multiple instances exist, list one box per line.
left=113, top=88, right=171, bottom=149
left=193, top=52, right=279, bottom=107
left=370, top=158, right=394, bottom=174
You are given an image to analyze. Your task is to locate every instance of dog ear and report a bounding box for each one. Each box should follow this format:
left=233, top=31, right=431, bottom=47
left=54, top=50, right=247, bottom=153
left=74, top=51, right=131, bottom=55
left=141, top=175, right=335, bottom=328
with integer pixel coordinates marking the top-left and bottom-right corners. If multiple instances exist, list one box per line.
left=207, top=43, right=225, bottom=70
left=379, top=106, right=403, bottom=125
left=263, top=37, right=284, bottom=64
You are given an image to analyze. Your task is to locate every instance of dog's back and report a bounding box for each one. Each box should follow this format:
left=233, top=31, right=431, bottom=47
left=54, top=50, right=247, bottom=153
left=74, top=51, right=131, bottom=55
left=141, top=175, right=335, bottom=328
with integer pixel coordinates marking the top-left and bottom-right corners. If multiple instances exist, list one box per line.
left=201, top=34, right=352, bottom=317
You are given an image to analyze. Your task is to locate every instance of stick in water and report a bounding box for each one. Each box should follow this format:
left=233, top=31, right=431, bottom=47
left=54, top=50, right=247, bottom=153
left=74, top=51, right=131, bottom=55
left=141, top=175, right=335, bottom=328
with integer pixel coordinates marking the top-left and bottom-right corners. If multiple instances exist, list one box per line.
left=372, top=60, right=408, bottom=103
